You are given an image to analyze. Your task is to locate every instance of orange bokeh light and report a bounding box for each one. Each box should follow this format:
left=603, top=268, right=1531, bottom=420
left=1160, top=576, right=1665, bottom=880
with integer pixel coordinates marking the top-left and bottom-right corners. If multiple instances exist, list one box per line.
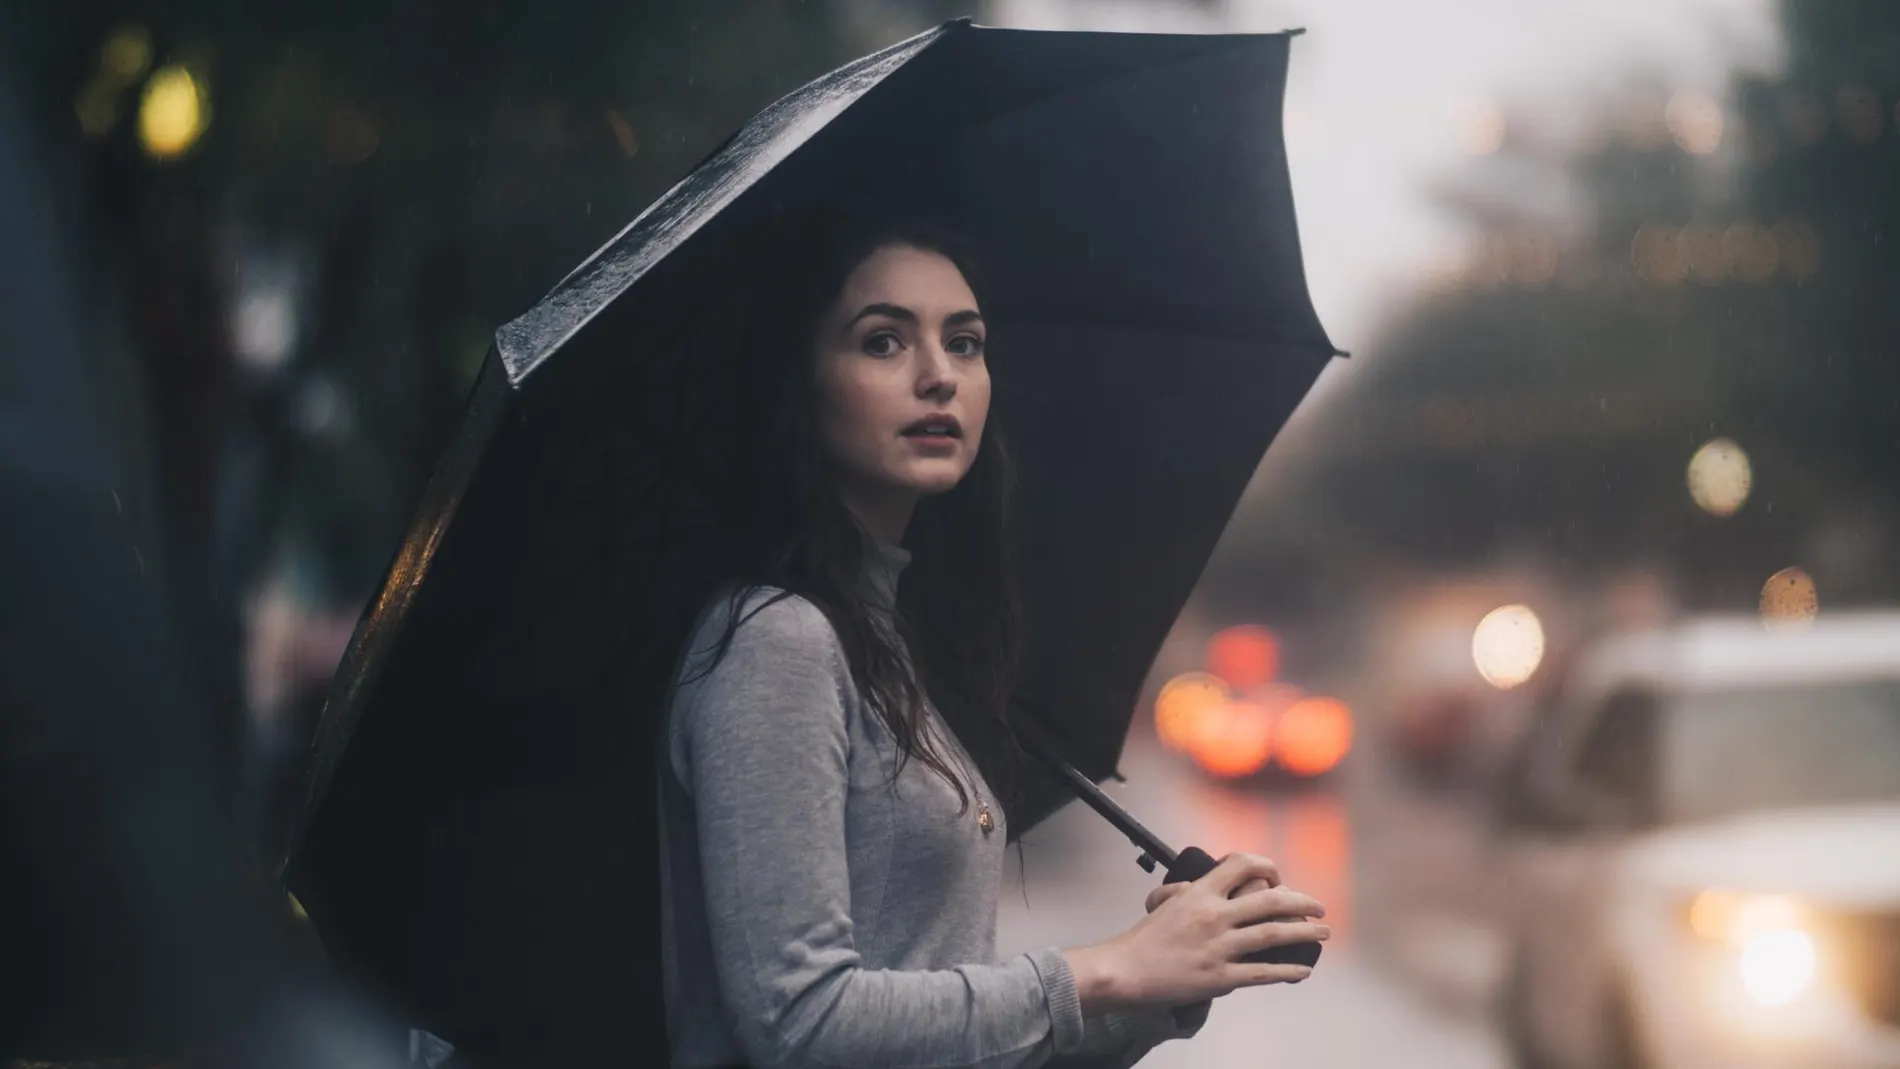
left=1244, top=682, right=1303, bottom=717
left=1190, top=698, right=1275, bottom=779
left=1274, top=697, right=1354, bottom=777
left=1208, top=625, right=1280, bottom=690
left=1155, top=672, right=1230, bottom=752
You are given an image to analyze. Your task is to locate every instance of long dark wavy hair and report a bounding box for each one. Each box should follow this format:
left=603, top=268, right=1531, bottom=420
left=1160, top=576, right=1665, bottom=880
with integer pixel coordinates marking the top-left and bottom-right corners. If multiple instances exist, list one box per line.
left=679, top=205, right=1028, bottom=817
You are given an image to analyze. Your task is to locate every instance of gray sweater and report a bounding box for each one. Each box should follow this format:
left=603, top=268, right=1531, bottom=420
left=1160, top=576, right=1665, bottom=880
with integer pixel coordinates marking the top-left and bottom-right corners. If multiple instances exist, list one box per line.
left=658, top=542, right=1205, bottom=1069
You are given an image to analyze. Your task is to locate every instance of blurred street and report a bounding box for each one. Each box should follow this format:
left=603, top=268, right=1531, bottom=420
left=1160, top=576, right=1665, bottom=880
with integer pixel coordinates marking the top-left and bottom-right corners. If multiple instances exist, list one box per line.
left=999, top=735, right=1507, bottom=1068
left=11, top=0, right=1900, bottom=1064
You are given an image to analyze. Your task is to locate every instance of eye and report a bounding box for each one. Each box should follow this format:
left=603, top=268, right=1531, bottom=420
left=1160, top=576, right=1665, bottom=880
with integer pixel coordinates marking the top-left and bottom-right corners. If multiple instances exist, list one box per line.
left=862, top=330, right=903, bottom=358
left=947, top=332, right=986, bottom=358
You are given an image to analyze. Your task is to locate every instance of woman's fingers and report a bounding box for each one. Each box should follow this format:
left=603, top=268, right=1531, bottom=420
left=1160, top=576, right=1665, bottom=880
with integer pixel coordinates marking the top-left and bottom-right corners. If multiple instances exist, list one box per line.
left=1231, top=876, right=1274, bottom=899
left=1229, top=918, right=1332, bottom=955
left=1145, top=882, right=1190, bottom=914
left=1147, top=870, right=1266, bottom=915
left=1231, top=962, right=1316, bottom=987
left=1103, top=861, right=1324, bottom=1008
left=1203, top=852, right=1281, bottom=896
left=1228, top=885, right=1326, bottom=924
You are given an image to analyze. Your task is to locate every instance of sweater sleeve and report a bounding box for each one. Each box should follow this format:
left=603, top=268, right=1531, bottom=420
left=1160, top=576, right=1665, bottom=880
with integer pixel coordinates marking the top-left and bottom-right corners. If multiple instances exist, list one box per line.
left=673, top=592, right=1088, bottom=1069
left=1052, top=1003, right=1210, bottom=1068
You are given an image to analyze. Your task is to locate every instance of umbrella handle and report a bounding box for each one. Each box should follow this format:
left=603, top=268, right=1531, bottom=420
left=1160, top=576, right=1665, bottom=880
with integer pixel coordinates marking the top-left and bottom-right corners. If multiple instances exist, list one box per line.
left=1161, top=846, right=1324, bottom=969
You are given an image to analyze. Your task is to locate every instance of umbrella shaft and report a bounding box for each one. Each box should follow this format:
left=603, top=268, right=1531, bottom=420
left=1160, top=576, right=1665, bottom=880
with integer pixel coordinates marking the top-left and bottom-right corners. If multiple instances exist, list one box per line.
left=1025, top=739, right=1178, bottom=869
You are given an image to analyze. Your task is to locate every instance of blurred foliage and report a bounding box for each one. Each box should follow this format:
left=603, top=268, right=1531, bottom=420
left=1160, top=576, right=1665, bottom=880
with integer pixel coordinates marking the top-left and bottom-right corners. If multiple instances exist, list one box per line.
left=1235, top=0, right=1900, bottom=621
left=20, top=0, right=963, bottom=593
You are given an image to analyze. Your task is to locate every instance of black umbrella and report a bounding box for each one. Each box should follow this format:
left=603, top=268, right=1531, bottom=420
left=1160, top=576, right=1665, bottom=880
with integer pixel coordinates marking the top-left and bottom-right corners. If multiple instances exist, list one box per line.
left=288, top=18, right=1339, bottom=1067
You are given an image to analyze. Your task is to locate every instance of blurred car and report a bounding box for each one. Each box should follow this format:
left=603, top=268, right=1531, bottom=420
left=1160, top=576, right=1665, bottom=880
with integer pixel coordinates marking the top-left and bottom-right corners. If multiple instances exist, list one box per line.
left=1490, top=612, right=1900, bottom=1069
left=1390, top=686, right=1483, bottom=789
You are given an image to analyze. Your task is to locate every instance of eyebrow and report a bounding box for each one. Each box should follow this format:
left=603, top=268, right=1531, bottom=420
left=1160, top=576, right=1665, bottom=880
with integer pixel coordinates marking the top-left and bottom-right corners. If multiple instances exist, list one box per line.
left=846, top=302, right=916, bottom=329
left=845, top=302, right=986, bottom=330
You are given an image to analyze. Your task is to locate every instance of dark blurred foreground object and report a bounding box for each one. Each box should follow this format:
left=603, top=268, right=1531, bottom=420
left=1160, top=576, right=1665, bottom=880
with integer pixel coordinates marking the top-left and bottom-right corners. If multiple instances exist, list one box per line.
left=289, top=19, right=1338, bottom=1067
left=0, top=32, right=409, bottom=1069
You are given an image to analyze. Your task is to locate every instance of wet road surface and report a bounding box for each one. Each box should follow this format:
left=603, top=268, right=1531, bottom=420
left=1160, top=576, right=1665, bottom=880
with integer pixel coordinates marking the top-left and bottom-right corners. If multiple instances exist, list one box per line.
left=996, top=737, right=1507, bottom=1068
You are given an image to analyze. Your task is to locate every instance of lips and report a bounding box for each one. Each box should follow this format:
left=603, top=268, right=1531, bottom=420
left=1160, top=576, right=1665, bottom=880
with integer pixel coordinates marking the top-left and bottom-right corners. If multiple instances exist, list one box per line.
left=900, top=414, right=962, bottom=439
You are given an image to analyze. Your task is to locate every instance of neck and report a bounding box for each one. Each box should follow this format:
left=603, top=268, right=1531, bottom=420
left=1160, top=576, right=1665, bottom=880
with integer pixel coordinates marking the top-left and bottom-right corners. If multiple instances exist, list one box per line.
left=836, top=478, right=918, bottom=546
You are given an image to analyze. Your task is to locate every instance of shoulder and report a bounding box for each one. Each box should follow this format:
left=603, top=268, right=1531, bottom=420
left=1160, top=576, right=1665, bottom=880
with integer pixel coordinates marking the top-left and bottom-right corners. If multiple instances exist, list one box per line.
left=670, top=586, right=855, bottom=777
left=681, top=584, right=844, bottom=680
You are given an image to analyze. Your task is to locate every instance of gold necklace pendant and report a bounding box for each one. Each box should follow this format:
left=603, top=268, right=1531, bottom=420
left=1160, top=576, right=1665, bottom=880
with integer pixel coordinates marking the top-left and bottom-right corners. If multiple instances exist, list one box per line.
left=977, top=801, right=995, bottom=835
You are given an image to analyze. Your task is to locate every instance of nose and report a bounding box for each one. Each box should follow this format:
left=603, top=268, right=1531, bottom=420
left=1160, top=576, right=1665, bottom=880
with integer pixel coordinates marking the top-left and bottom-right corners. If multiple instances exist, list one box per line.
left=916, top=341, right=957, bottom=402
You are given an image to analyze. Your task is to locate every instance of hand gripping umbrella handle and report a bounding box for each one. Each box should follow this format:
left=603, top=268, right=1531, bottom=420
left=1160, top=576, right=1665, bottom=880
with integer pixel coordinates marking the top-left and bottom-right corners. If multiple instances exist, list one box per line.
left=1014, top=729, right=1324, bottom=970
left=1162, top=846, right=1324, bottom=968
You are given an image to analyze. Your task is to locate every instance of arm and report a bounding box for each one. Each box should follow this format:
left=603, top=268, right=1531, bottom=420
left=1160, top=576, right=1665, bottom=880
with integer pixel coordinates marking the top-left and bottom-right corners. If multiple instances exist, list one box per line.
left=675, top=593, right=1086, bottom=1069
left=1049, top=1003, right=1210, bottom=1068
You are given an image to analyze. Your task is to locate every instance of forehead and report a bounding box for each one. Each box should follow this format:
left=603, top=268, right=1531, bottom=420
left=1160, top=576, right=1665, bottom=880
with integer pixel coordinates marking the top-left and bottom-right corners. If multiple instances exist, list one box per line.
left=837, top=244, right=975, bottom=309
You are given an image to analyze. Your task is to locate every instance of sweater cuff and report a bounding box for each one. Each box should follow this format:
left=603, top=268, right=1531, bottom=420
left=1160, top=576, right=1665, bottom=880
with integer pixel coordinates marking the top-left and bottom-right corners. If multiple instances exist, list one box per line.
left=1026, top=946, right=1086, bottom=1055
left=1167, top=999, right=1212, bottom=1037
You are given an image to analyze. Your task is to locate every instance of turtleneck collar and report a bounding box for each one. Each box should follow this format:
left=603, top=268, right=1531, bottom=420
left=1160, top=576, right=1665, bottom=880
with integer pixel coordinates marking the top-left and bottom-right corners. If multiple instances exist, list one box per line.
left=864, top=540, right=911, bottom=613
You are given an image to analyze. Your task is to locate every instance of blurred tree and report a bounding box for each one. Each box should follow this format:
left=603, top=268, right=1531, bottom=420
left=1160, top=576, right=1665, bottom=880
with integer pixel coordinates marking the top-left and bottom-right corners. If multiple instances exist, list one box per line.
left=1222, top=0, right=1900, bottom=627
left=1730, top=0, right=1900, bottom=510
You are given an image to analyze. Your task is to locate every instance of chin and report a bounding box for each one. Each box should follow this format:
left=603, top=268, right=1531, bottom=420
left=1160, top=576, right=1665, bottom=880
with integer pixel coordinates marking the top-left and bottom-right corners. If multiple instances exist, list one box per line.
left=895, top=460, right=971, bottom=497
left=912, top=477, right=964, bottom=497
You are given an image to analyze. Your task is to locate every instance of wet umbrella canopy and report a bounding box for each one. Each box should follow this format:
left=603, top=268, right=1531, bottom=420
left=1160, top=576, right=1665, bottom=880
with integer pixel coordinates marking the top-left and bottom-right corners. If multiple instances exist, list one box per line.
left=289, top=19, right=1338, bottom=1067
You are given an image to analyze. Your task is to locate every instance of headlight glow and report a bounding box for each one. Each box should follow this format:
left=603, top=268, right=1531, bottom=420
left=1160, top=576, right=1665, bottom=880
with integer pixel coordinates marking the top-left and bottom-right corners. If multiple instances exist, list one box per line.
left=1737, top=929, right=1816, bottom=1006
left=1685, top=890, right=1822, bottom=1008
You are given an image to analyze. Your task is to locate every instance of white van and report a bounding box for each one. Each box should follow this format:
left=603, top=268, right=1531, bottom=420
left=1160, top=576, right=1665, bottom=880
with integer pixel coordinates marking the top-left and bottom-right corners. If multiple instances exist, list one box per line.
left=1491, top=612, right=1900, bottom=1069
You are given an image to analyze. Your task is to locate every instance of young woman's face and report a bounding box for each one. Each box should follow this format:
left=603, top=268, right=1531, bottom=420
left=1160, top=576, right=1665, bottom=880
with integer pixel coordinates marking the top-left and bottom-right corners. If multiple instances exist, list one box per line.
left=813, top=243, right=990, bottom=527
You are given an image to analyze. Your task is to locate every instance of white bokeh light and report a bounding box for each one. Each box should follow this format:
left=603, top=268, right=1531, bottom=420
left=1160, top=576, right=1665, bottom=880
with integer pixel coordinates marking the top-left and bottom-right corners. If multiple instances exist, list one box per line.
left=1473, top=604, right=1545, bottom=689
left=1687, top=437, right=1753, bottom=516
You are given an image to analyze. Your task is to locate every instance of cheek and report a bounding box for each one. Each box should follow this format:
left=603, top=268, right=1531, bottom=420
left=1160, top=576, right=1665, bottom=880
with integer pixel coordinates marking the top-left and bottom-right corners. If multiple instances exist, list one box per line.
left=816, top=362, right=894, bottom=453
left=964, top=369, right=993, bottom=443
left=837, top=381, right=892, bottom=443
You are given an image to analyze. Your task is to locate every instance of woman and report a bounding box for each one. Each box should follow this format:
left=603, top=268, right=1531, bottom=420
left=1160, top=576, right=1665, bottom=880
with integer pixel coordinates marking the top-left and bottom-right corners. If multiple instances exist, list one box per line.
left=656, top=210, right=1330, bottom=1069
